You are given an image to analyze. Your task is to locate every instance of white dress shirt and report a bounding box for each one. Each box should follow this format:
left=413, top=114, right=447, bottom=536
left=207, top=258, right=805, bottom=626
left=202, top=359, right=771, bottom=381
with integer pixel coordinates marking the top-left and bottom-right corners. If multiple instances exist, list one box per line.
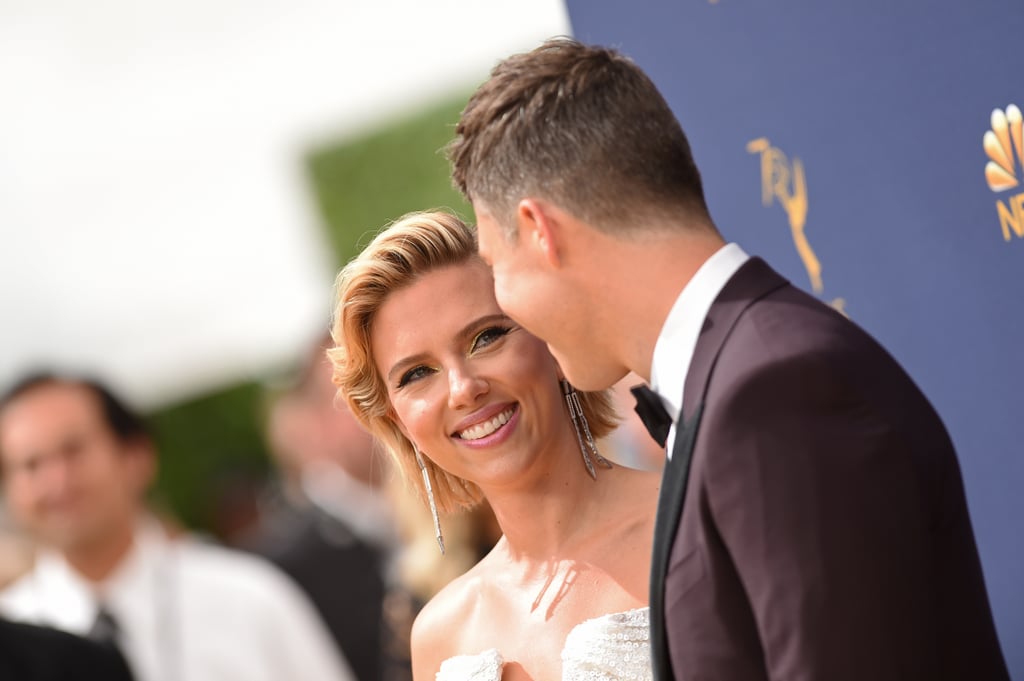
left=0, top=517, right=356, bottom=681
left=649, top=243, right=749, bottom=459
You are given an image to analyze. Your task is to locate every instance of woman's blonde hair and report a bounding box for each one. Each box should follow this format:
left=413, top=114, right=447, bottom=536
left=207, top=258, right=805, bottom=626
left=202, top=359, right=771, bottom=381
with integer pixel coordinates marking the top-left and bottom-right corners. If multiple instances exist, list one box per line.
left=328, top=210, right=618, bottom=514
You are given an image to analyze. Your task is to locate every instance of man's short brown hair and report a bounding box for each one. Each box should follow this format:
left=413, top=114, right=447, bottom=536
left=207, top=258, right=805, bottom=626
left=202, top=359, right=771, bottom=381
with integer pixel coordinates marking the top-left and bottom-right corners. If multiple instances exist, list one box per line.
left=448, top=37, right=709, bottom=234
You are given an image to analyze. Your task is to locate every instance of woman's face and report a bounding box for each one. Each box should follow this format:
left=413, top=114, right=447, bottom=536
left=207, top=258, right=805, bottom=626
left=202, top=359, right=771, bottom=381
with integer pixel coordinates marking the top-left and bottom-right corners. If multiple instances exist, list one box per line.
left=371, top=259, right=567, bottom=488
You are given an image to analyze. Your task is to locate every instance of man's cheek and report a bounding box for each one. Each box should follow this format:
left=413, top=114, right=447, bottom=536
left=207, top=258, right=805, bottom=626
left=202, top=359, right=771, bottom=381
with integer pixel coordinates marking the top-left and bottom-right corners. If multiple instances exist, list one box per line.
left=494, top=282, right=515, bottom=315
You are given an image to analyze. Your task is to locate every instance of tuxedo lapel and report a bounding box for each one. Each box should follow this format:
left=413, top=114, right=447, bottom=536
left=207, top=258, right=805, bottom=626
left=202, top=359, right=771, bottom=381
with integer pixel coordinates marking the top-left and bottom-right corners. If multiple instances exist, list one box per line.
left=650, top=404, right=704, bottom=681
left=681, top=258, right=788, bottom=419
left=649, top=257, right=788, bottom=681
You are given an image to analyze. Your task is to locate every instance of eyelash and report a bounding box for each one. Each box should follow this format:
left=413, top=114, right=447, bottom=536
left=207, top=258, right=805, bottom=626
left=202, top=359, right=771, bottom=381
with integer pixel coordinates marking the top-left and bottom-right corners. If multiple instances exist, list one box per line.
left=395, top=325, right=514, bottom=388
left=471, top=325, right=512, bottom=351
left=396, top=365, right=433, bottom=388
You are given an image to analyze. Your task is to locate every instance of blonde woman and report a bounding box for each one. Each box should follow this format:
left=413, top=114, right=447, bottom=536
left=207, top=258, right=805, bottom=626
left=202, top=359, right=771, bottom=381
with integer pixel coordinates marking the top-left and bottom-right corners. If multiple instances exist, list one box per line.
left=329, top=211, right=659, bottom=681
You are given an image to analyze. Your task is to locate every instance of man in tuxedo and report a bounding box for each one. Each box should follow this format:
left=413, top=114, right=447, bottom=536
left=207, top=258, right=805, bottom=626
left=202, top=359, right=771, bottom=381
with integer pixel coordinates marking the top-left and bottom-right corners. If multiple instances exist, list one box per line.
left=447, top=37, right=1009, bottom=680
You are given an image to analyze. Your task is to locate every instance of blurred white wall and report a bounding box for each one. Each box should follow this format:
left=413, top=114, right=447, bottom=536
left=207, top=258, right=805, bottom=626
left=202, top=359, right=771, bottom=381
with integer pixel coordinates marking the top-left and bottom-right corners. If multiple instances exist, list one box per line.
left=0, top=0, right=570, bottom=408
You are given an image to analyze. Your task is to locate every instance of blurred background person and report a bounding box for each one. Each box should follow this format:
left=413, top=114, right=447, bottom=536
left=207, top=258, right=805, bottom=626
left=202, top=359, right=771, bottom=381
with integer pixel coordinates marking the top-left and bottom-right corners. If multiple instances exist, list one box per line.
left=0, top=372, right=355, bottom=681
left=243, top=337, right=399, bottom=681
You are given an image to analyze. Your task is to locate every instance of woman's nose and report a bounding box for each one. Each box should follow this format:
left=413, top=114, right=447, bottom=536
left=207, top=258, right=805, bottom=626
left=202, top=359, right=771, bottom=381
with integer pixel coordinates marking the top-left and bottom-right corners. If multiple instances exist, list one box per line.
left=447, top=364, right=488, bottom=410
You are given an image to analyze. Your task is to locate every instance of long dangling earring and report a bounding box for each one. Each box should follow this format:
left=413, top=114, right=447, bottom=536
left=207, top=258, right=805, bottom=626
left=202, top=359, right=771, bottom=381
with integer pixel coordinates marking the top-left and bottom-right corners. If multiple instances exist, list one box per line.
left=561, top=379, right=613, bottom=479
left=413, top=444, right=445, bottom=555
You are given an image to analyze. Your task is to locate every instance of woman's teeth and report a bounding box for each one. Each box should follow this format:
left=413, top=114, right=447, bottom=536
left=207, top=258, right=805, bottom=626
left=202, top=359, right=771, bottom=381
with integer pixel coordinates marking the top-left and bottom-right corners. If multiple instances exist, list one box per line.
left=457, top=406, right=515, bottom=441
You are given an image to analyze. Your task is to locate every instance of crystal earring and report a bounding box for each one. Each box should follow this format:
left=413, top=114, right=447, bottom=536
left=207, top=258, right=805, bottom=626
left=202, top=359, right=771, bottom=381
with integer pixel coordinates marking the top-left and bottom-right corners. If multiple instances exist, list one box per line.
left=413, top=444, right=445, bottom=555
left=561, top=379, right=613, bottom=479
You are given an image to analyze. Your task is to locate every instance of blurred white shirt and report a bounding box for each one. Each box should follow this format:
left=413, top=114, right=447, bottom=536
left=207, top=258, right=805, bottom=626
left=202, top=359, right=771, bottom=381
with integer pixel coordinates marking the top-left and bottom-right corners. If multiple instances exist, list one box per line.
left=0, top=517, right=355, bottom=681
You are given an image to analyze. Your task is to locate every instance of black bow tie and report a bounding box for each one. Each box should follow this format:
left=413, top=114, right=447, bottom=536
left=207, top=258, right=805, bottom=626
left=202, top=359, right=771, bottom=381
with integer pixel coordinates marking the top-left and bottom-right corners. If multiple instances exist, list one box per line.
left=631, top=384, right=672, bottom=447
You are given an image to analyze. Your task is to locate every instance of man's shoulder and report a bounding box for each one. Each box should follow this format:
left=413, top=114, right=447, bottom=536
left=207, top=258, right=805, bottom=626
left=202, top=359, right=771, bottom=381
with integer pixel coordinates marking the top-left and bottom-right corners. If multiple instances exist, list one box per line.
left=687, top=276, right=903, bottom=415
left=173, top=535, right=303, bottom=601
left=160, top=534, right=352, bottom=678
left=0, top=570, right=40, bottom=618
left=731, top=281, right=877, bottom=361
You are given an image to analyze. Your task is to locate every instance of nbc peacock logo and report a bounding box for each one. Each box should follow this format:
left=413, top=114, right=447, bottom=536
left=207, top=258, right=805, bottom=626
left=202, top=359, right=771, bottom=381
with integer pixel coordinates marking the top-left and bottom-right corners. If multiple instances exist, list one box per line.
left=983, top=104, right=1024, bottom=241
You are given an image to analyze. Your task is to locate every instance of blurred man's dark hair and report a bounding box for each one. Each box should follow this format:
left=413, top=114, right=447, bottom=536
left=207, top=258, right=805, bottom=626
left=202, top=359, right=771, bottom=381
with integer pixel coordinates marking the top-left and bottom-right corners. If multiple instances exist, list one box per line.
left=0, top=372, right=149, bottom=447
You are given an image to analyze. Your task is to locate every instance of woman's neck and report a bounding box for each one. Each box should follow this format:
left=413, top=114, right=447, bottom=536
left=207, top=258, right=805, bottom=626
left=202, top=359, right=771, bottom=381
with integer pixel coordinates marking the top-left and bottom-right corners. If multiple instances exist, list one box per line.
left=483, top=435, right=614, bottom=561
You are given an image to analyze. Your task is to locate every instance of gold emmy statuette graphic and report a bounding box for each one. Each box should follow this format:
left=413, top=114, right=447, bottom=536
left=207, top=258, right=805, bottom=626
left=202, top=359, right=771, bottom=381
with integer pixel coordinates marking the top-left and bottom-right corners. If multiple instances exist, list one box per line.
left=984, top=104, right=1024, bottom=242
left=746, top=138, right=822, bottom=293
left=747, top=138, right=846, bottom=315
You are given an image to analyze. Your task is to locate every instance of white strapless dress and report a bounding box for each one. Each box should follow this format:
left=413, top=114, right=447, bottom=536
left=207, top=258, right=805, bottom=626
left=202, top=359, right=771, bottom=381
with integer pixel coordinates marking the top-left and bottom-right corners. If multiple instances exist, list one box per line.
left=435, top=607, right=651, bottom=681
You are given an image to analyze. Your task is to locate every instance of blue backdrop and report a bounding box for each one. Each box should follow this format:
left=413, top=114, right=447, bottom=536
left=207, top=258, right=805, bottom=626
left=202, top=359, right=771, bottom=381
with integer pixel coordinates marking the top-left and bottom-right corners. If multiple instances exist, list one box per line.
left=567, top=0, right=1024, bottom=671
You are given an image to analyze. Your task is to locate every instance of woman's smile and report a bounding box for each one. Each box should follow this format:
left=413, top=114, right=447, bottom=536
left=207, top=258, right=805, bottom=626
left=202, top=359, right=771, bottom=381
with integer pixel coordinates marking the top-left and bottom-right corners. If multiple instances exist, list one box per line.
left=453, top=403, right=520, bottom=447
left=372, top=260, right=564, bottom=482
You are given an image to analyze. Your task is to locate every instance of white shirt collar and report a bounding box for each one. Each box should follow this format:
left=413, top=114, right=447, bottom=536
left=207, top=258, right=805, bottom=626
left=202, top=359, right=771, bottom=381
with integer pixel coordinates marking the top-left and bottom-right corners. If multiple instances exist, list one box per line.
left=650, top=243, right=749, bottom=423
left=29, top=515, right=167, bottom=633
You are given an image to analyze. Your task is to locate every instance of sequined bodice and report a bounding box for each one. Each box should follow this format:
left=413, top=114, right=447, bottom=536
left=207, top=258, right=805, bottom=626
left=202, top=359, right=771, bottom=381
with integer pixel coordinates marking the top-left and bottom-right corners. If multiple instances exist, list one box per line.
left=435, top=607, right=651, bottom=681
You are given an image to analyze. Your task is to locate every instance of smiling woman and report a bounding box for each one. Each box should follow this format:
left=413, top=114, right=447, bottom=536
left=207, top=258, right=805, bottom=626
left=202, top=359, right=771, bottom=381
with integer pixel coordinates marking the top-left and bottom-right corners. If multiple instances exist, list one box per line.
left=327, top=211, right=660, bottom=681
left=329, top=212, right=617, bottom=516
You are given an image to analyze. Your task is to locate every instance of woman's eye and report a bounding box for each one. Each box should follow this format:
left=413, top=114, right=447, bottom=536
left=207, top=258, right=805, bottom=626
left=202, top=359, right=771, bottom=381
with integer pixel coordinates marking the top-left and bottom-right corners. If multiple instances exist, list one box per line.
left=398, top=365, right=433, bottom=388
left=471, top=326, right=512, bottom=353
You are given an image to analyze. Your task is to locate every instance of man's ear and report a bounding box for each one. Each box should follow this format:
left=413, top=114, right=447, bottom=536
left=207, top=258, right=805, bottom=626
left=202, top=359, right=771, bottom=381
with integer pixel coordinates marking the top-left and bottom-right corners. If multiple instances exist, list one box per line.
left=516, top=198, right=562, bottom=267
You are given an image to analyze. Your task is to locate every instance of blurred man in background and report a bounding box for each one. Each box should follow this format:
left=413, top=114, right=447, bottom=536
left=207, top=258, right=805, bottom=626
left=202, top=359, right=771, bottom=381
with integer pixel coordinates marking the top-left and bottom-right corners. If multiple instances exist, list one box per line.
left=0, top=372, right=355, bottom=681
left=244, top=339, right=399, bottom=681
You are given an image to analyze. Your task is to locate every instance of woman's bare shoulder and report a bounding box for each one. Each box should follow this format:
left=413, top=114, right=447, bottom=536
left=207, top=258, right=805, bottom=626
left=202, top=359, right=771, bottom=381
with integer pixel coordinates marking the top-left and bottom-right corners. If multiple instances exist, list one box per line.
left=411, top=559, right=497, bottom=681
left=413, top=569, right=480, bottom=642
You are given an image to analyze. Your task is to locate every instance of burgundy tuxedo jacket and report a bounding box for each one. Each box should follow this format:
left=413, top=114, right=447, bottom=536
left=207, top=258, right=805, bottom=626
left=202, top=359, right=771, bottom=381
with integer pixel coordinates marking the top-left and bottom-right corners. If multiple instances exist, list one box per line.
left=649, top=258, right=1008, bottom=681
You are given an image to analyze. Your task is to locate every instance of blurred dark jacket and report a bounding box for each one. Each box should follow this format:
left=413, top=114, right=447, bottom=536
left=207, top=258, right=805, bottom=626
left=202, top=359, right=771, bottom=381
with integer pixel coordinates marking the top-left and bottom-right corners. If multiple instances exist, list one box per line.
left=244, top=473, right=397, bottom=681
left=0, top=618, right=135, bottom=681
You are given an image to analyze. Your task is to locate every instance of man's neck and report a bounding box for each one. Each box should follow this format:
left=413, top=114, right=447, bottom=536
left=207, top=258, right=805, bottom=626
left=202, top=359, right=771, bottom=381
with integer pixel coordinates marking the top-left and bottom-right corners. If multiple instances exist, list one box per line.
left=592, top=228, right=725, bottom=383
left=63, top=520, right=137, bottom=584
